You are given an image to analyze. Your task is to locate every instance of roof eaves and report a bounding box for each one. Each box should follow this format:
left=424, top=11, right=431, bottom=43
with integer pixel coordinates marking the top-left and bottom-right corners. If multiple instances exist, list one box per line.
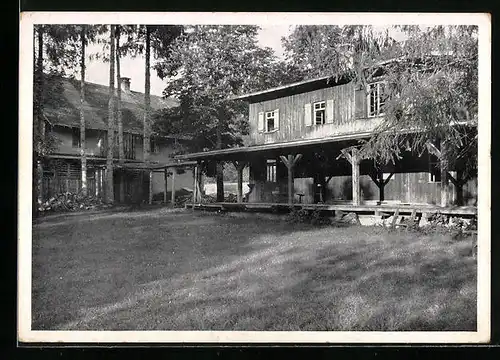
left=230, top=75, right=332, bottom=101
left=230, top=56, right=437, bottom=102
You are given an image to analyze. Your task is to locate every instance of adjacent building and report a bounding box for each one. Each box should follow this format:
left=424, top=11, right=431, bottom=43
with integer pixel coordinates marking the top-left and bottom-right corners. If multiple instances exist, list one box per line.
left=39, top=76, right=193, bottom=203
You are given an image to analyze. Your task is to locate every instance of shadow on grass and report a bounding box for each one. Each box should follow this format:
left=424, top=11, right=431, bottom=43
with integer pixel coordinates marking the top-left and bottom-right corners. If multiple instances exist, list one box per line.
left=32, top=209, right=477, bottom=332
left=32, top=209, right=325, bottom=329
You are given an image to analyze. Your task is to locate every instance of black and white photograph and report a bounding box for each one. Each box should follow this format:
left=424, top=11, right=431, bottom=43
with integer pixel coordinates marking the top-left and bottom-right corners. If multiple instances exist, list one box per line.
left=18, top=12, right=491, bottom=343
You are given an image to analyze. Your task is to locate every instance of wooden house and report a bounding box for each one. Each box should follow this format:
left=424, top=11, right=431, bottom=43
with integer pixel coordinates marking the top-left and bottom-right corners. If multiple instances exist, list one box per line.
left=177, top=70, right=478, bottom=210
left=39, top=76, right=194, bottom=203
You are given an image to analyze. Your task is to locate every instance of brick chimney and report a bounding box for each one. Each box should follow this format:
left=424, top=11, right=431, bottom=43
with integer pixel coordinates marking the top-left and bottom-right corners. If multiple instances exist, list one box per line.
left=119, top=77, right=131, bottom=92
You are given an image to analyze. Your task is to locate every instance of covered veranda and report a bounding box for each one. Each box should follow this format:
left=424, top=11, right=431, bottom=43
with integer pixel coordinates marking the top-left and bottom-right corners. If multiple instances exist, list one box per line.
left=175, top=133, right=477, bottom=218
left=116, top=160, right=197, bottom=205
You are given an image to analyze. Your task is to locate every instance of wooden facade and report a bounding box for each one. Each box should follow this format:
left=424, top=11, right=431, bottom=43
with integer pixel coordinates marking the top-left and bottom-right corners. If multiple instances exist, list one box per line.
left=247, top=80, right=383, bottom=146
left=177, top=75, right=478, bottom=209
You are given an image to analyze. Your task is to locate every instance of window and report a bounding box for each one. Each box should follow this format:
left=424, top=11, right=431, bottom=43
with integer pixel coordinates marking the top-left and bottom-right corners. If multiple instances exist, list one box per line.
left=266, top=159, right=277, bottom=182
left=72, top=128, right=80, bottom=148
left=150, top=137, right=160, bottom=154
left=314, top=101, right=326, bottom=125
left=367, top=82, right=386, bottom=117
left=429, top=156, right=441, bottom=183
left=97, top=131, right=107, bottom=156
left=258, top=109, right=279, bottom=133
left=124, top=133, right=136, bottom=160
left=265, top=110, right=277, bottom=132
left=428, top=140, right=442, bottom=183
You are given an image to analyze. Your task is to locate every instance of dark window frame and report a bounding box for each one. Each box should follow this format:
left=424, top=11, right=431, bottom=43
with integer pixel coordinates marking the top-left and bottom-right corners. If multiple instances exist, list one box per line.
left=428, top=139, right=442, bottom=183
left=367, top=81, right=386, bottom=118
left=265, top=110, right=277, bottom=133
left=313, top=101, right=326, bottom=125
left=150, top=136, right=160, bottom=154
left=266, top=159, right=277, bottom=182
left=72, top=127, right=81, bottom=148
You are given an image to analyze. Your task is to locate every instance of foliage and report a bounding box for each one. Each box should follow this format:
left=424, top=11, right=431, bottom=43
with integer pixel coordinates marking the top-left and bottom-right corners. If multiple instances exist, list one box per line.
left=33, top=25, right=107, bottom=156
left=152, top=25, right=298, bottom=155
left=286, top=207, right=310, bottom=224
left=283, top=25, right=478, bottom=177
left=286, top=207, right=331, bottom=225
left=38, top=25, right=107, bottom=77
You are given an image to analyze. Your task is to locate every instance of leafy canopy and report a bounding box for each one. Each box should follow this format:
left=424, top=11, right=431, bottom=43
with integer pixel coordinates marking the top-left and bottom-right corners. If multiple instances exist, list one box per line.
left=283, top=25, right=478, bottom=176
left=153, top=25, right=298, bottom=155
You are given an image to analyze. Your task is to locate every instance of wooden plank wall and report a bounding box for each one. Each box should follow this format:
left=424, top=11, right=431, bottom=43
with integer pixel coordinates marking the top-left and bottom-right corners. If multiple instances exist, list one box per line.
left=247, top=172, right=478, bottom=206
left=42, top=177, right=97, bottom=201
left=248, top=82, right=381, bottom=145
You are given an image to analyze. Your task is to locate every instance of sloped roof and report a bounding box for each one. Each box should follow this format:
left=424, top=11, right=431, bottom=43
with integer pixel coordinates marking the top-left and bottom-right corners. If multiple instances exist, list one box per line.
left=43, top=77, right=178, bottom=135
left=230, top=56, right=445, bottom=103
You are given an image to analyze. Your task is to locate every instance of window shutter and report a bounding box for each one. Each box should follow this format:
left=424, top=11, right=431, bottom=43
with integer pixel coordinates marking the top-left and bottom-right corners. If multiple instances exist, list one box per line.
left=354, top=86, right=366, bottom=119
left=258, top=112, right=264, bottom=132
left=304, top=103, right=312, bottom=127
left=326, top=99, right=334, bottom=123
left=274, top=109, right=280, bottom=130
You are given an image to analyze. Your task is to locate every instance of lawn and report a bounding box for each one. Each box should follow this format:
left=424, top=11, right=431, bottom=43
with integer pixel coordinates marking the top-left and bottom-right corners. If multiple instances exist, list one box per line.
left=31, top=208, right=477, bottom=331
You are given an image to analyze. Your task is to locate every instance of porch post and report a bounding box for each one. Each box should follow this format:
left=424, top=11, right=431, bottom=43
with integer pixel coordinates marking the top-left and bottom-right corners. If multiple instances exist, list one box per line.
left=37, top=159, right=44, bottom=203
left=280, top=154, right=302, bottom=205
left=377, top=170, right=384, bottom=202
left=351, top=149, right=361, bottom=206
left=233, top=161, right=246, bottom=204
left=368, top=168, right=394, bottom=204
left=341, top=148, right=360, bottom=206
left=216, top=160, right=224, bottom=202
left=196, top=162, right=203, bottom=203
left=440, top=143, right=449, bottom=207
left=148, top=170, right=153, bottom=205
left=192, top=165, right=197, bottom=205
left=171, top=168, right=176, bottom=206
left=164, top=167, right=168, bottom=204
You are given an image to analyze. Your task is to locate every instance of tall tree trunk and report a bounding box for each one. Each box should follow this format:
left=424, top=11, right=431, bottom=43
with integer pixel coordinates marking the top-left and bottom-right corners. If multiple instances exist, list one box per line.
left=106, top=25, right=116, bottom=204
left=216, top=124, right=224, bottom=202
left=143, top=25, right=151, bottom=162
left=33, top=26, right=44, bottom=218
left=144, top=25, right=152, bottom=203
left=116, top=26, right=125, bottom=203
left=79, top=25, right=87, bottom=196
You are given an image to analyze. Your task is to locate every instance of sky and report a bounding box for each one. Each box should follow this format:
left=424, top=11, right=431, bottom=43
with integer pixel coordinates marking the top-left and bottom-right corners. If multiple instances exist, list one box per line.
left=85, top=25, right=293, bottom=97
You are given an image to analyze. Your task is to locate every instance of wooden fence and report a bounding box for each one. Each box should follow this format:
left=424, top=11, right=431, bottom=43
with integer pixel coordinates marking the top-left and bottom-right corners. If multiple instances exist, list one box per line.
left=42, top=176, right=97, bottom=201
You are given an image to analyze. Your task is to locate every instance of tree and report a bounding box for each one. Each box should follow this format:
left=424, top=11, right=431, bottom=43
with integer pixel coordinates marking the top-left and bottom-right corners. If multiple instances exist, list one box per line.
left=153, top=25, right=293, bottom=201
left=33, top=24, right=88, bottom=216
left=113, top=24, right=183, bottom=165
left=283, top=25, right=478, bottom=182
left=79, top=25, right=88, bottom=196
left=115, top=25, right=125, bottom=202
left=110, top=24, right=183, bottom=202
left=106, top=25, right=116, bottom=204
left=33, top=25, right=46, bottom=217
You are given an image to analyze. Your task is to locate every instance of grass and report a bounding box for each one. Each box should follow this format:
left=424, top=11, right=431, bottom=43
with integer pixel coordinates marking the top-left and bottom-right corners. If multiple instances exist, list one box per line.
left=32, top=208, right=477, bottom=331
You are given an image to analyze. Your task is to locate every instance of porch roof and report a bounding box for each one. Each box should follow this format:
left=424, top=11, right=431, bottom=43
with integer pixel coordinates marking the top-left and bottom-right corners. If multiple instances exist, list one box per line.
left=175, top=118, right=477, bottom=162
left=115, top=161, right=197, bottom=171
left=175, top=131, right=374, bottom=161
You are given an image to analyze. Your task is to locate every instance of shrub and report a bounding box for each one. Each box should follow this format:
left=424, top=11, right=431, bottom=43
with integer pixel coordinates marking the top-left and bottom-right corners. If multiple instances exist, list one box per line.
left=286, top=207, right=331, bottom=225
left=310, top=208, right=331, bottom=226
left=286, top=207, right=310, bottom=224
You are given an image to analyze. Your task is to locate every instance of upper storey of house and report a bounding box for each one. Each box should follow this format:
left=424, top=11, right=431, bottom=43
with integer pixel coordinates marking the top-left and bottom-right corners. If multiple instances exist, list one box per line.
left=233, top=75, right=386, bottom=146
left=41, top=76, right=189, bottom=162
left=42, top=76, right=178, bottom=135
